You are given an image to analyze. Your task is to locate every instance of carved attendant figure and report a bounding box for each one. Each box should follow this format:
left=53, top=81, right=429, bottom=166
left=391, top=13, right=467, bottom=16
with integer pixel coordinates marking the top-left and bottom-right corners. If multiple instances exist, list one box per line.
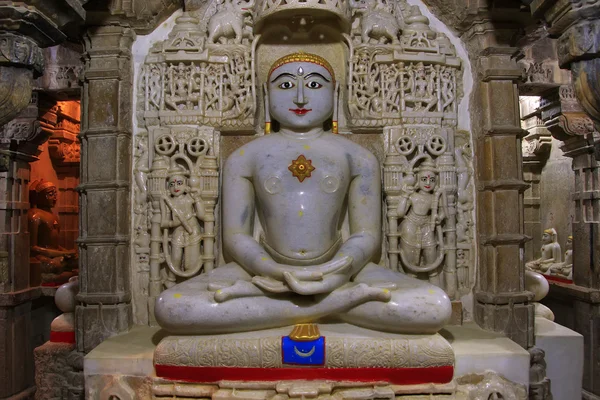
left=28, top=180, right=77, bottom=285
left=155, top=52, right=451, bottom=335
left=160, top=166, right=206, bottom=273
left=396, top=160, right=445, bottom=286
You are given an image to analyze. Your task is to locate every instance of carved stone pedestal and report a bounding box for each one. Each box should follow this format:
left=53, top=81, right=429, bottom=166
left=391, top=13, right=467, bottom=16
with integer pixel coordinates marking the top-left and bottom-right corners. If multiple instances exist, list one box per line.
left=84, top=324, right=531, bottom=400
left=34, top=341, right=84, bottom=400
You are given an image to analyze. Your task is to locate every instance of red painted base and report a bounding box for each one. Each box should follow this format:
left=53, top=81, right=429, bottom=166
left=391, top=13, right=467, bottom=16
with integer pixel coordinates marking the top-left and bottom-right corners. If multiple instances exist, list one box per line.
left=154, top=365, right=454, bottom=385
left=50, top=330, right=76, bottom=343
left=543, top=274, right=573, bottom=284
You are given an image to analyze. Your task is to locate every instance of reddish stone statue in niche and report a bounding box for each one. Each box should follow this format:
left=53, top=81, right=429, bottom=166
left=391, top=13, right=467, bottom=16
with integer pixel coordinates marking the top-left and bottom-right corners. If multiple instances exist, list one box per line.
left=28, top=180, right=77, bottom=286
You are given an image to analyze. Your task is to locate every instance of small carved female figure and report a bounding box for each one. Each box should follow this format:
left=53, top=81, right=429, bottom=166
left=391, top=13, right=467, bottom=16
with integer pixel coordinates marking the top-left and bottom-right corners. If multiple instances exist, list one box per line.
left=396, top=159, right=445, bottom=285
left=160, top=166, right=206, bottom=272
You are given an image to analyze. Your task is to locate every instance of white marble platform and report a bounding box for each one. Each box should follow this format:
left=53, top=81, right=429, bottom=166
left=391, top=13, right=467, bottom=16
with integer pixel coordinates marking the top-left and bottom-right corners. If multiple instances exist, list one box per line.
left=535, top=317, right=583, bottom=400
left=85, top=322, right=530, bottom=387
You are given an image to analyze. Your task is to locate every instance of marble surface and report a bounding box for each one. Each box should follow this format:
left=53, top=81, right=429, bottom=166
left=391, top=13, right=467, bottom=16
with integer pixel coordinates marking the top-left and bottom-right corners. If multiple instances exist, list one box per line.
left=154, top=323, right=454, bottom=369
left=85, top=322, right=530, bottom=388
left=442, top=323, right=530, bottom=387
left=535, top=317, right=583, bottom=400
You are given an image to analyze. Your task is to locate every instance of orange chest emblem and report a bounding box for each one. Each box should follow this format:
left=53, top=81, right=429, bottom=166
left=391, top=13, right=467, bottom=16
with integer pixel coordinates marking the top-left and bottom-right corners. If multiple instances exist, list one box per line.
left=288, top=155, right=315, bottom=183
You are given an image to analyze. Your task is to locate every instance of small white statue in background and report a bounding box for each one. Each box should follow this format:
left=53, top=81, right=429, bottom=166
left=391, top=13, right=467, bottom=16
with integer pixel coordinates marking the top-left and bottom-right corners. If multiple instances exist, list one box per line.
left=160, top=165, right=206, bottom=272
left=548, top=235, right=573, bottom=279
left=526, top=228, right=562, bottom=273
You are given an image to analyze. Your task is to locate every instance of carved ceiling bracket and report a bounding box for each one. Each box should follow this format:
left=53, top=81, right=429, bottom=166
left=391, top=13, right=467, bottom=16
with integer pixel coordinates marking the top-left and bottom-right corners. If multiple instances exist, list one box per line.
left=540, top=84, right=595, bottom=142
left=0, top=33, right=44, bottom=74
left=0, top=92, right=49, bottom=156
left=0, top=1, right=85, bottom=146
left=531, top=2, right=600, bottom=131
left=41, top=100, right=81, bottom=165
left=520, top=97, right=552, bottom=162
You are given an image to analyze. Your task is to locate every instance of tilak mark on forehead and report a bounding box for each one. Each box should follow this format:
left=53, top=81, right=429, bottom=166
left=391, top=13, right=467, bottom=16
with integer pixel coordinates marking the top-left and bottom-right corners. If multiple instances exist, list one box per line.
left=268, top=52, right=335, bottom=82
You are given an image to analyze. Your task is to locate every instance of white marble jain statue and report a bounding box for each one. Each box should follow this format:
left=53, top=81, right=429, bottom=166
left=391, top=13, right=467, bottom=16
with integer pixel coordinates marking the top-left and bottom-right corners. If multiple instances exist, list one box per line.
left=155, top=52, right=452, bottom=334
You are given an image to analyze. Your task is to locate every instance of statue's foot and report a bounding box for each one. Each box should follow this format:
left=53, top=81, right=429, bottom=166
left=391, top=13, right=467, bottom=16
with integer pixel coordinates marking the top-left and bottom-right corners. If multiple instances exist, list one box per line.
left=213, top=280, right=266, bottom=303
left=340, top=282, right=392, bottom=303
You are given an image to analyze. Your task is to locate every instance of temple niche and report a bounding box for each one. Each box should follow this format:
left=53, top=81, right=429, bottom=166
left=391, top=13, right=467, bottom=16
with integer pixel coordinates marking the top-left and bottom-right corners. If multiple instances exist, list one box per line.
left=131, top=0, right=476, bottom=327
left=3, top=0, right=598, bottom=398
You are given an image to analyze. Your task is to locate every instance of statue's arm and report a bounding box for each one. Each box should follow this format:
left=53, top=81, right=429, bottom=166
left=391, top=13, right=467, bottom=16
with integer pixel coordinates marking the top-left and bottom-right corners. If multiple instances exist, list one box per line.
left=549, top=244, right=562, bottom=263
left=335, top=149, right=382, bottom=277
left=222, top=149, right=285, bottom=281
left=28, top=213, right=72, bottom=258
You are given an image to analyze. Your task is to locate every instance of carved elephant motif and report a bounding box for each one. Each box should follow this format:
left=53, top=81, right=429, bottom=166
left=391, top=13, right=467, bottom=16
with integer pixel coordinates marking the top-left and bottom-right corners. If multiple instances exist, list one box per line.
left=350, top=0, right=400, bottom=44
left=207, top=0, right=255, bottom=44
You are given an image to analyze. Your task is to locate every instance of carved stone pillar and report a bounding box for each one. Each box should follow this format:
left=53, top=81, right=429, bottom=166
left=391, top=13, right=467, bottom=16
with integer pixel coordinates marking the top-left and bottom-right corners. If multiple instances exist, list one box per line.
left=76, top=25, right=135, bottom=353
left=0, top=3, right=85, bottom=398
left=520, top=97, right=552, bottom=261
left=463, top=25, right=534, bottom=348
left=530, top=1, right=600, bottom=131
left=529, top=1, right=600, bottom=390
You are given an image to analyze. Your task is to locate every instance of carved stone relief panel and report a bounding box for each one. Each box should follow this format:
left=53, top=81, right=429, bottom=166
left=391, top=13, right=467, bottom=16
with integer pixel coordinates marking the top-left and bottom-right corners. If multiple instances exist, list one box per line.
left=134, top=0, right=259, bottom=322
left=133, top=125, right=220, bottom=323
left=137, top=7, right=256, bottom=132
left=347, top=3, right=461, bottom=129
left=383, top=126, right=474, bottom=301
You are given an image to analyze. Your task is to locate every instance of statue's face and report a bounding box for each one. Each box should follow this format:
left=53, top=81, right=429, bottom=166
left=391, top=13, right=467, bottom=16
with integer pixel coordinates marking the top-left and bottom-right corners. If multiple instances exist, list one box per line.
left=268, top=61, right=334, bottom=131
left=42, top=187, right=58, bottom=208
left=542, top=232, right=552, bottom=243
left=417, top=170, right=436, bottom=192
left=168, top=174, right=186, bottom=197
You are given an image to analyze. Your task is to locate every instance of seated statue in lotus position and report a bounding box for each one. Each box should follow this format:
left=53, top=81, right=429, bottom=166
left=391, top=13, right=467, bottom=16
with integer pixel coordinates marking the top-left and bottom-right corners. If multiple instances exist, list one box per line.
left=548, top=235, right=573, bottom=279
left=155, top=52, right=451, bottom=335
left=526, top=228, right=562, bottom=273
left=28, top=180, right=77, bottom=285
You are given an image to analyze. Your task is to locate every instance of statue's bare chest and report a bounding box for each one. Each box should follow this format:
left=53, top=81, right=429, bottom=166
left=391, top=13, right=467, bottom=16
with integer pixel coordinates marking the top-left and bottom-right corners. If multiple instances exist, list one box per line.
left=253, top=147, right=350, bottom=198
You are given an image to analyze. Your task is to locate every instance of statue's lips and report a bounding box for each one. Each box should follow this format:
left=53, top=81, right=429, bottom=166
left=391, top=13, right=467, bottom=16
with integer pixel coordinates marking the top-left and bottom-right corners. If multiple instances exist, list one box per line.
left=289, top=108, right=312, bottom=115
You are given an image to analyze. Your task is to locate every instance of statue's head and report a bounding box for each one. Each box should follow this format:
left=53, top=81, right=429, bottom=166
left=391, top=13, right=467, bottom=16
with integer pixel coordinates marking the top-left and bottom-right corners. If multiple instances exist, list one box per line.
left=167, top=164, right=189, bottom=197
left=416, top=159, right=437, bottom=193
left=30, top=180, right=58, bottom=209
left=566, top=235, right=573, bottom=249
left=542, top=228, right=557, bottom=243
left=267, top=52, right=335, bottom=132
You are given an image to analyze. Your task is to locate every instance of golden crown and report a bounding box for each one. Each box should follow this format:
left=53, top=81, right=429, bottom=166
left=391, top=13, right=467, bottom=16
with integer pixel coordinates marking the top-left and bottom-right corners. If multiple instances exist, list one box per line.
left=268, top=52, right=335, bottom=82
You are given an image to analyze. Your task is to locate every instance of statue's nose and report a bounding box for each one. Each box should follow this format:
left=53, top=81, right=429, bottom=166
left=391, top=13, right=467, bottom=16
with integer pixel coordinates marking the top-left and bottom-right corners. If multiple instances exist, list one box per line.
left=294, top=82, right=307, bottom=107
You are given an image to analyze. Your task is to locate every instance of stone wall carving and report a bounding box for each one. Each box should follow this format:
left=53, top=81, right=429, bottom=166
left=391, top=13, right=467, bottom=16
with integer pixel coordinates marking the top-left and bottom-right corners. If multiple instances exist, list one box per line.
left=347, top=4, right=461, bottom=128
left=137, top=10, right=256, bottom=132
left=146, top=371, right=526, bottom=400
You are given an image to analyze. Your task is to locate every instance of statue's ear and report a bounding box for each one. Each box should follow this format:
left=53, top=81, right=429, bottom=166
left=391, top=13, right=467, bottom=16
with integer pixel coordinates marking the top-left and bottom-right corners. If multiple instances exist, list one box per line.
left=263, top=83, right=271, bottom=134
left=332, top=82, right=340, bottom=134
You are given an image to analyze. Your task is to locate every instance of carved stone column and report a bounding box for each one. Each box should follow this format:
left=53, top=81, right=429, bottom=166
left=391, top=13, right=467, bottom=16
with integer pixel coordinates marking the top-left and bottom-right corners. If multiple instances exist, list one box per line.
left=76, top=25, right=135, bottom=353
left=0, top=3, right=85, bottom=398
left=530, top=1, right=600, bottom=131
left=520, top=97, right=552, bottom=261
left=463, top=24, right=534, bottom=348
left=528, top=1, right=600, bottom=391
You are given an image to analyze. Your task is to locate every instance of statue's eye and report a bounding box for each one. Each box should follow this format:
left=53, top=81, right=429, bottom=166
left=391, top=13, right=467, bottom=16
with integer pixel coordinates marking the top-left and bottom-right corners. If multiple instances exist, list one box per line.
left=306, top=81, right=322, bottom=89
left=278, top=81, right=295, bottom=89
